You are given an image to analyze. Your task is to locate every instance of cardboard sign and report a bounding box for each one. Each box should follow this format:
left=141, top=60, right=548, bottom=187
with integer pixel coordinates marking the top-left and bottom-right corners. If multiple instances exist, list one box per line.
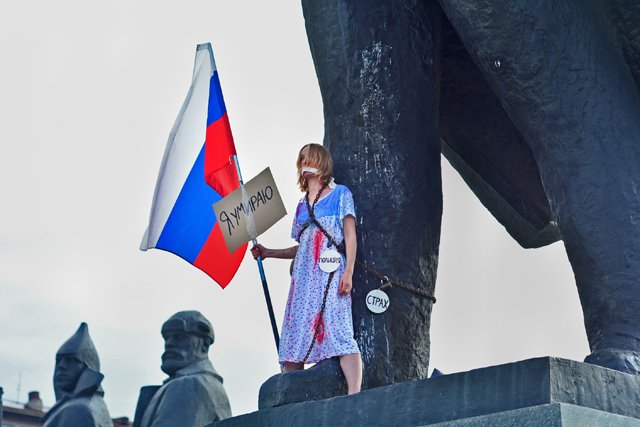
left=213, top=167, right=287, bottom=252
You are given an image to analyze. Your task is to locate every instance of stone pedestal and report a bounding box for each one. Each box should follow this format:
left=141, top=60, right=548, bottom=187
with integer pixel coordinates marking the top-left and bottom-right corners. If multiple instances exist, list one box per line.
left=212, top=357, right=640, bottom=426
left=258, top=358, right=345, bottom=409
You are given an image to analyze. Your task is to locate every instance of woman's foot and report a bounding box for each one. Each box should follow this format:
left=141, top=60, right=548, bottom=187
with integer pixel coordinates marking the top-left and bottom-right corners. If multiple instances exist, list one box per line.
left=282, top=362, right=304, bottom=373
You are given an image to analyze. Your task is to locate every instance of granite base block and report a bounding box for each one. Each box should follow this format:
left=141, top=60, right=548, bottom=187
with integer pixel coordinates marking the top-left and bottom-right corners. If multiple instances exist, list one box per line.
left=429, top=403, right=640, bottom=427
left=212, top=357, right=640, bottom=427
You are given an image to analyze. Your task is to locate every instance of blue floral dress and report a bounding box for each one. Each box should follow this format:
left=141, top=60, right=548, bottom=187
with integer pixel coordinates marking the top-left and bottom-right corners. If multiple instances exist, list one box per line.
left=279, top=184, right=360, bottom=363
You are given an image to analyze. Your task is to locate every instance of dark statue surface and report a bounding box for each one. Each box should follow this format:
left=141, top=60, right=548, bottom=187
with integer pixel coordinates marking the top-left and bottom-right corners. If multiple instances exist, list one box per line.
left=295, top=0, right=640, bottom=397
left=42, top=322, right=113, bottom=427
left=258, top=358, right=345, bottom=409
left=133, top=310, right=231, bottom=427
left=302, top=0, right=443, bottom=393
left=214, top=357, right=640, bottom=426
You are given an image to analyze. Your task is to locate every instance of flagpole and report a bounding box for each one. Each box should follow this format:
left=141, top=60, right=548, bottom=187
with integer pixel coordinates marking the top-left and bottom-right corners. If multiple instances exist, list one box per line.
left=232, top=155, right=280, bottom=352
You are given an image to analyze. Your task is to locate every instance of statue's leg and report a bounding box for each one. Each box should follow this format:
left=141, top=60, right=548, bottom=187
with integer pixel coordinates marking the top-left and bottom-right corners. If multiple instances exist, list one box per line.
left=302, top=0, right=443, bottom=387
left=441, top=0, right=640, bottom=373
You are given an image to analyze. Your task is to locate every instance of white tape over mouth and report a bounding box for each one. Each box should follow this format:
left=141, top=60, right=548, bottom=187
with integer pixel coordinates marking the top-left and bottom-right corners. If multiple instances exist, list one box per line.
left=302, top=166, right=319, bottom=175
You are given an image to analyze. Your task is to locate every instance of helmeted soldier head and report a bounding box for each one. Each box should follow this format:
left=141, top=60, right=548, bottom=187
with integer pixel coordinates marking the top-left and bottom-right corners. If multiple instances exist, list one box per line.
left=45, top=323, right=112, bottom=427
left=160, top=311, right=215, bottom=377
left=54, top=322, right=101, bottom=399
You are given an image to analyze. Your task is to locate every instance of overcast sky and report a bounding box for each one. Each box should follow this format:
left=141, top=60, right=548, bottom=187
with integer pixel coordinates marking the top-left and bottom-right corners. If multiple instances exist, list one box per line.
left=0, top=0, right=590, bottom=419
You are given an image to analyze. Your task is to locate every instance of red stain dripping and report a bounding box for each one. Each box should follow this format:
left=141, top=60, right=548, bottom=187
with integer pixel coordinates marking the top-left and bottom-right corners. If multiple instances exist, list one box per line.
left=313, top=230, right=324, bottom=266
left=312, top=312, right=325, bottom=343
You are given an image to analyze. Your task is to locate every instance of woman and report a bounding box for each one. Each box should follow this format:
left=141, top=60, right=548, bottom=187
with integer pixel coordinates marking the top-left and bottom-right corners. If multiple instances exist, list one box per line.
left=251, top=143, right=362, bottom=394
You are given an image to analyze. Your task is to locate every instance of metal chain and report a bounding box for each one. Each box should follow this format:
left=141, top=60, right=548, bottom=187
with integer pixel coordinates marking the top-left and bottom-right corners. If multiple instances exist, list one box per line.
left=300, top=258, right=436, bottom=363
left=356, top=260, right=437, bottom=303
left=300, top=181, right=334, bottom=364
left=302, top=270, right=335, bottom=364
left=297, top=180, right=329, bottom=241
left=297, top=182, right=435, bottom=363
left=300, top=212, right=436, bottom=304
left=306, top=219, right=435, bottom=303
left=298, top=203, right=437, bottom=304
left=305, top=181, right=329, bottom=217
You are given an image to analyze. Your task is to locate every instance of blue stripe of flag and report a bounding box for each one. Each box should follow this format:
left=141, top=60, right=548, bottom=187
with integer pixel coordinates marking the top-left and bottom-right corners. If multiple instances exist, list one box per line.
left=207, top=71, right=227, bottom=127
left=156, top=145, right=223, bottom=262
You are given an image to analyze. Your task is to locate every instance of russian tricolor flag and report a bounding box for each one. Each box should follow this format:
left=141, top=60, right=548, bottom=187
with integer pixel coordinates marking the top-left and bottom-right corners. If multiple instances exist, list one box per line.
left=141, top=43, right=247, bottom=288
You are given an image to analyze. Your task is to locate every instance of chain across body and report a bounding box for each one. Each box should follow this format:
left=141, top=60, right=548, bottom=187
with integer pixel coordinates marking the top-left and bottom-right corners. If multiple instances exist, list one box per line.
left=295, top=181, right=436, bottom=364
left=298, top=181, right=335, bottom=364
left=297, top=184, right=436, bottom=305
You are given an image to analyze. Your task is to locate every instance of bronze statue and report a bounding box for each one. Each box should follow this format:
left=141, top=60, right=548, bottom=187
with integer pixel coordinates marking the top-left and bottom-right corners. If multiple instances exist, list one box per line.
left=43, top=323, right=113, bottom=427
left=134, top=311, right=231, bottom=427
left=300, top=0, right=640, bottom=391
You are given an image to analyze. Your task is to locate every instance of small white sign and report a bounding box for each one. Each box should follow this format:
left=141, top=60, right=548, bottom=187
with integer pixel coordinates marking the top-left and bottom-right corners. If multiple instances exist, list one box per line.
left=366, top=289, right=390, bottom=314
left=319, top=249, right=341, bottom=273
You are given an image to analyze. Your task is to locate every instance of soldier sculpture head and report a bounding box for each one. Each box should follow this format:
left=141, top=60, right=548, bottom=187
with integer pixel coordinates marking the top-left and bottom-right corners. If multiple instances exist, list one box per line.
left=53, top=322, right=101, bottom=400
left=160, top=311, right=215, bottom=377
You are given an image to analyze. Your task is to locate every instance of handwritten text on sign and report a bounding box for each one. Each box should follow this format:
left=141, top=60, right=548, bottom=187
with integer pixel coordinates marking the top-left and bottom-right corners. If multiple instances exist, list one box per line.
left=213, top=167, right=287, bottom=253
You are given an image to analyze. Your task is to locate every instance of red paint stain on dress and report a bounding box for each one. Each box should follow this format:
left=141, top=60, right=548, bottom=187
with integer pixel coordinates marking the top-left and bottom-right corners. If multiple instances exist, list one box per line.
left=313, top=230, right=324, bottom=266
left=312, top=312, right=325, bottom=343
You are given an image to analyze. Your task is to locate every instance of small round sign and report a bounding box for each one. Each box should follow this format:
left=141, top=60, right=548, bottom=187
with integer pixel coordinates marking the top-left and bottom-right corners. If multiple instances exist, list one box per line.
left=366, top=289, right=390, bottom=314
left=318, top=249, right=342, bottom=273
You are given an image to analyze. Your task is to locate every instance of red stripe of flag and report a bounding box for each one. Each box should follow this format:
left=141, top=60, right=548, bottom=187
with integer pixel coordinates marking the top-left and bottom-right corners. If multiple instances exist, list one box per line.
left=194, top=222, right=247, bottom=289
left=205, top=112, right=238, bottom=196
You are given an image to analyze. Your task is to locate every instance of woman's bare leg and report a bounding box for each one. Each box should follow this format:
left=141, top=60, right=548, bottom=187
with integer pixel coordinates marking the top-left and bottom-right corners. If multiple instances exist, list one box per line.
left=339, top=353, right=362, bottom=394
